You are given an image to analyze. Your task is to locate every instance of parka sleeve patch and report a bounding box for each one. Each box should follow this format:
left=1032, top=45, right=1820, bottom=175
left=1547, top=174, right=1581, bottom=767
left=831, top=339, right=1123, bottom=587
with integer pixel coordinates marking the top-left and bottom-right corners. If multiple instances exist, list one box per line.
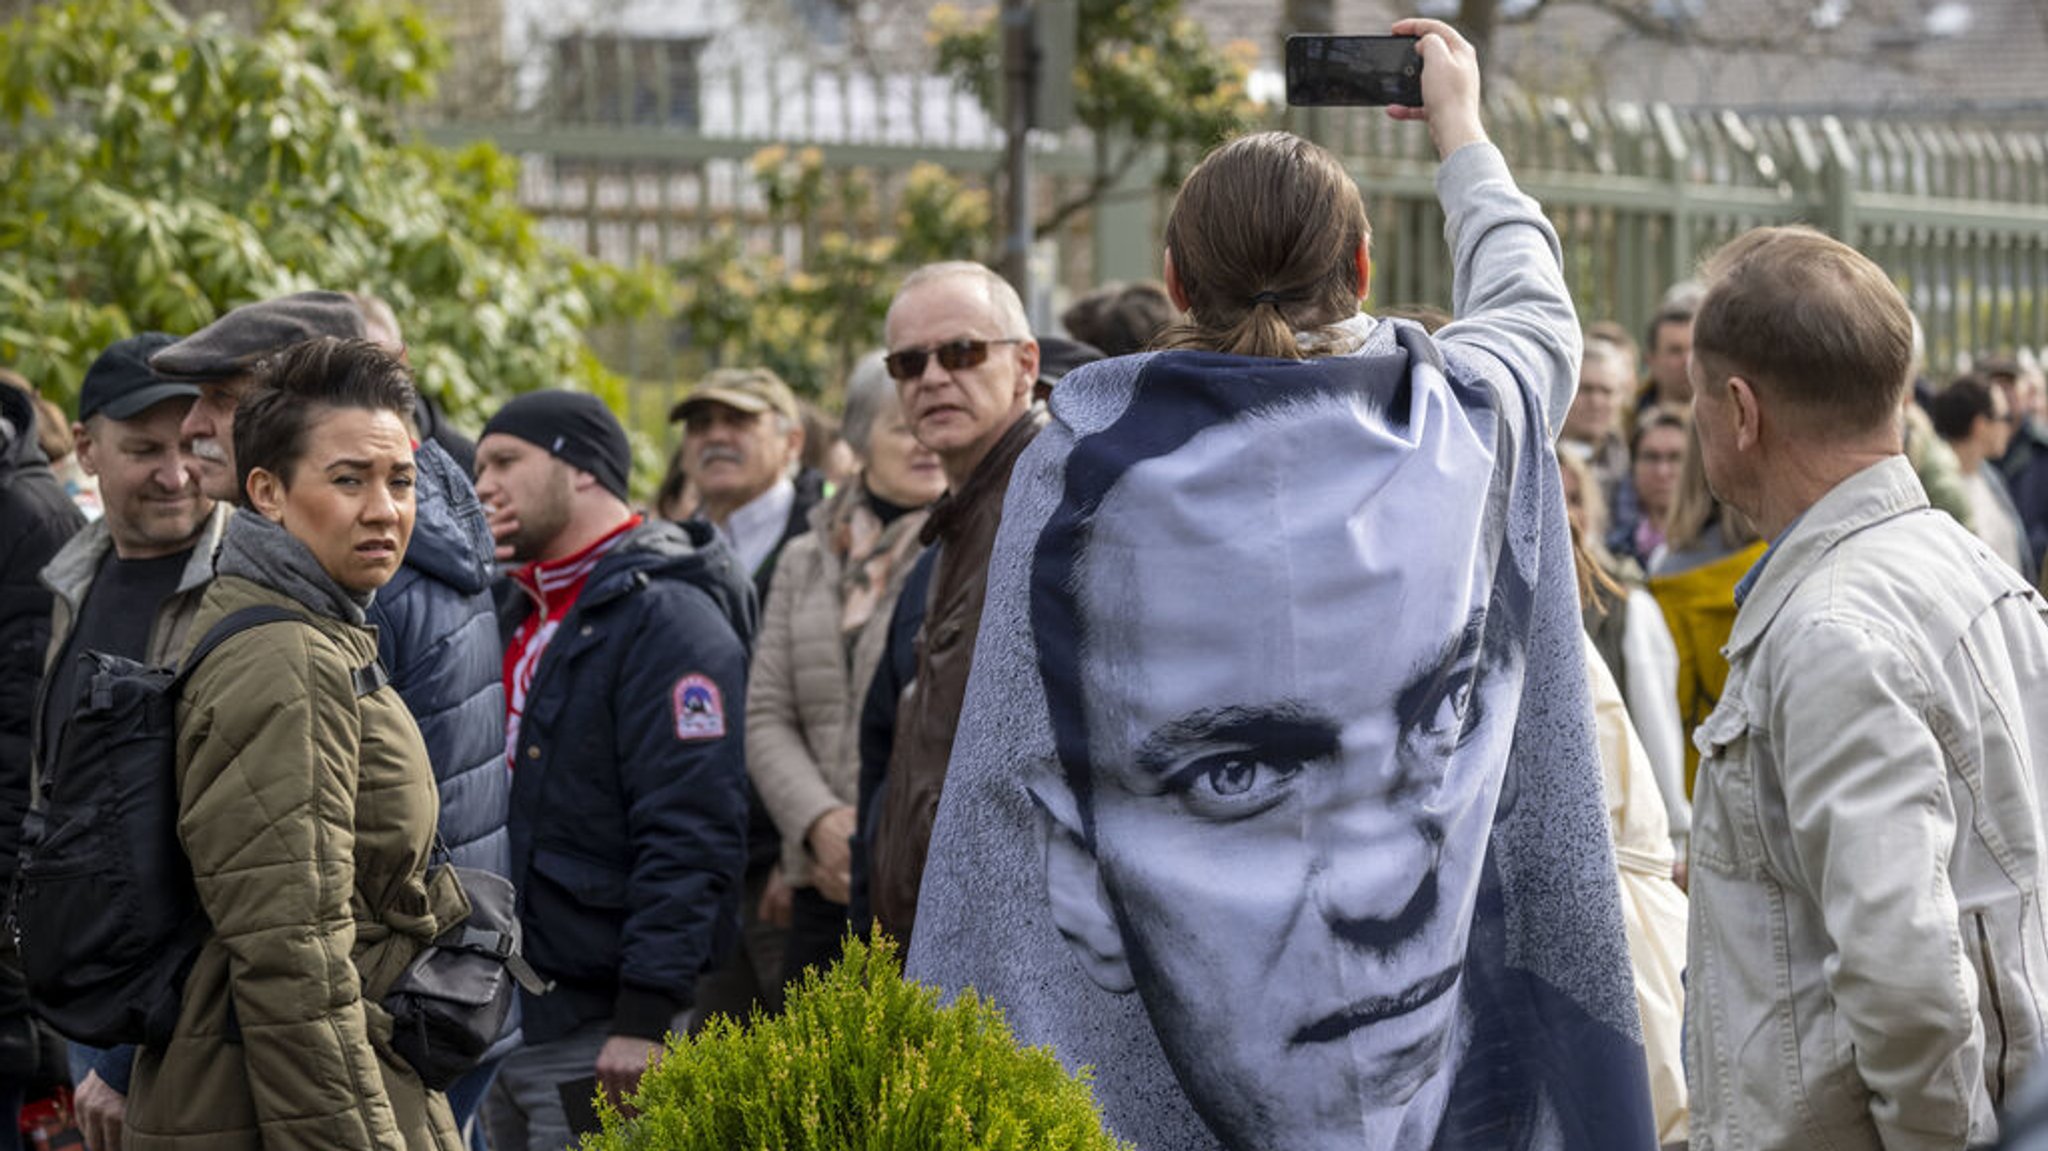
left=671, top=674, right=727, bottom=742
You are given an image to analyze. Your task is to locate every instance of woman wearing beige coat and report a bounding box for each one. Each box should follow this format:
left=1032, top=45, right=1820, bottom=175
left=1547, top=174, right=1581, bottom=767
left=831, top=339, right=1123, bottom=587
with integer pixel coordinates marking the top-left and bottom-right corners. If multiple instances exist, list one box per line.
left=747, top=354, right=948, bottom=989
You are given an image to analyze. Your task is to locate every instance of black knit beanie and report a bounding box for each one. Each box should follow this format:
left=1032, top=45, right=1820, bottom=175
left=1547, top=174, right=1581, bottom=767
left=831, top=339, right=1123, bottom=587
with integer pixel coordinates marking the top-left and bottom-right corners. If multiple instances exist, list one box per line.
left=480, top=390, right=632, bottom=501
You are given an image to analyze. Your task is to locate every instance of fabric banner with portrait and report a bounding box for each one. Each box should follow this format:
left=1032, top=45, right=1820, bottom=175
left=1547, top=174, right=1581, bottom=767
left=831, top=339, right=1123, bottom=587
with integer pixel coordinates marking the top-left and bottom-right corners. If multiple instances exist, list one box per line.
left=906, top=318, right=1658, bottom=1151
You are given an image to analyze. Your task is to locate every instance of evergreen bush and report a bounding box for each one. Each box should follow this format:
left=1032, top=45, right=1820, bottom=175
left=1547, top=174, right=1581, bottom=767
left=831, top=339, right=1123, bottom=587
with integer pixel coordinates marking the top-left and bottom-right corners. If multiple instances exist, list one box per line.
left=579, top=935, right=1131, bottom=1151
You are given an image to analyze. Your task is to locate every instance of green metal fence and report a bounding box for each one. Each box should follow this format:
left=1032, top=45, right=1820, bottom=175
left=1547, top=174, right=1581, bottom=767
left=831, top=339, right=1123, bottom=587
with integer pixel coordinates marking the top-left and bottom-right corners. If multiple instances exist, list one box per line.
left=420, top=57, right=2048, bottom=387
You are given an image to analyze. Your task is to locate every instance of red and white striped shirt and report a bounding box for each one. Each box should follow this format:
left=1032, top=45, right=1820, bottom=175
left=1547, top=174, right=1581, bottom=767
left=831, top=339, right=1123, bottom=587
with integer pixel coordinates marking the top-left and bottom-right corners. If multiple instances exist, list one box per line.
left=502, top=515, right=642, bottom=766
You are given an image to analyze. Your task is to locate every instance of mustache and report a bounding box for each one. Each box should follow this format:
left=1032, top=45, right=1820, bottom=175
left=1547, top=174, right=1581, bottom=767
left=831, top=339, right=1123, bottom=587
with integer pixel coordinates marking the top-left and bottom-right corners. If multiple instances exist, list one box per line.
left=188, top=438, right=228, bottom=464
left=696, top=445, right=745, bottom=466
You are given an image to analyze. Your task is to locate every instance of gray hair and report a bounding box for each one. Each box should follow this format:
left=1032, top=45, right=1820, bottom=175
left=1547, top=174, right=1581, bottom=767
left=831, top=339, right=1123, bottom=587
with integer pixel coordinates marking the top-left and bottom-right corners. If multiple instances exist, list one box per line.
left=890, top=261, right=1032, bottom=340
left=840, top=351, right=895, bottom=457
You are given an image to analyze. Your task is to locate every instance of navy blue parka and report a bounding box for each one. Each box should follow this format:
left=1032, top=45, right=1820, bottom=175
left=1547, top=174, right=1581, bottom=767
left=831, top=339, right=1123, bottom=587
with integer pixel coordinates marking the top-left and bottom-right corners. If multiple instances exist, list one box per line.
left=369, top=439, right=508, bottom=877
left=497, top=518, right=757, bottom=1043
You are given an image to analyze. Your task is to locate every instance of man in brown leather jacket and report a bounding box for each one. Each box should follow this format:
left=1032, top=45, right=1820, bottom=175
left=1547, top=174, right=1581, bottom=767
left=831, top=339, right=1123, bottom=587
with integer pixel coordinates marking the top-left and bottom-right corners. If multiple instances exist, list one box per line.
left=868, top=261, right=1046, bottom=944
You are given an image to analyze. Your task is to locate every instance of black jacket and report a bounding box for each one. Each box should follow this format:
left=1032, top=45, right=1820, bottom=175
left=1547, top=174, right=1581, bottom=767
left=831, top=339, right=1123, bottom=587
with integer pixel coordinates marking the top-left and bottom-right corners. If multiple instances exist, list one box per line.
left=1999, top=420, right=2048, bottom=569
left=368, top=441, right=507, bottom=878
left=849, top=544, right=935, bottom=933
left=0, top=386, right=84, bottom=1024
left=498, top=518, right=758, bottom=1043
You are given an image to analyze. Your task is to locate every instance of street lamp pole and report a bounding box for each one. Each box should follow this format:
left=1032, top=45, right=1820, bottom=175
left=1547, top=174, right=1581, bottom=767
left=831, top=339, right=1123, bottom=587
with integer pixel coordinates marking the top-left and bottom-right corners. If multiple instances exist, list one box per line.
left=1000, top=0, right=1034, bottom=311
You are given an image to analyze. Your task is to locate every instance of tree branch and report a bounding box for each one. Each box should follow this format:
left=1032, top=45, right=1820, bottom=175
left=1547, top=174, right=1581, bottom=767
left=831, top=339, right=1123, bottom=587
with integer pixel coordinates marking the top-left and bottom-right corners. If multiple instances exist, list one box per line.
left=1034, top=139, right=1149, bottom=239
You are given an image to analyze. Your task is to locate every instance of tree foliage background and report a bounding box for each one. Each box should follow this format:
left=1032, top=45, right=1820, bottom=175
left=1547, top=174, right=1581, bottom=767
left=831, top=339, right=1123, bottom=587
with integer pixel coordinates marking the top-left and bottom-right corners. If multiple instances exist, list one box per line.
left=929, top=0, right=1262, bottom=238
left=0, top=0, right=665, bottom=425
left=672, top=146, right=992, bottom=403
left=671, top=0, right=1260, bottom=402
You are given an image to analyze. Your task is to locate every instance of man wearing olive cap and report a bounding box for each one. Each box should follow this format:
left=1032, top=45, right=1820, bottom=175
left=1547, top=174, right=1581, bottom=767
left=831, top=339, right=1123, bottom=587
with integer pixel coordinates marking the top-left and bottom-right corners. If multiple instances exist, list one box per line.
left=668, top=367, right=824, bottom=600
left=666, top=367, right=827, bottom=1023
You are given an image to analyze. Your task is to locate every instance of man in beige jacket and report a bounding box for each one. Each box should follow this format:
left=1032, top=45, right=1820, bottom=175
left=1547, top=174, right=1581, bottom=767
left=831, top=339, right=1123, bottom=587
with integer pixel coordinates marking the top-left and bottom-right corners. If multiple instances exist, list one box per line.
left=1685, top=225, right=2048, bottom=1150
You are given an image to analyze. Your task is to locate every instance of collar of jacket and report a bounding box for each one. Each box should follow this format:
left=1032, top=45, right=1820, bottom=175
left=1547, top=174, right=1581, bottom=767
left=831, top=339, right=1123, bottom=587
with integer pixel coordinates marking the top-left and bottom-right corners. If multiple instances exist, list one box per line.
left=1726, top=454, right=1926, bottom=658
left=573, top=517, right=732, bottom=604
left=512, top=513, right=641, bottom=620
left=402, top=439, right=494, bottom=596
left=213, top=508, right=375, bottom=625
left=41, top=501, right=230, bottom=614
left=920, top=405, right=1049, bottom=547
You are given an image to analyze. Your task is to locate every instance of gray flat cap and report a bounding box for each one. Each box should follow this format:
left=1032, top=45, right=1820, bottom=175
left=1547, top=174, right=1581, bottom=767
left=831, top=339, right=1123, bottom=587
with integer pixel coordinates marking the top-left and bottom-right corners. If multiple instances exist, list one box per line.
left=149, top=291, right=368, bottom=383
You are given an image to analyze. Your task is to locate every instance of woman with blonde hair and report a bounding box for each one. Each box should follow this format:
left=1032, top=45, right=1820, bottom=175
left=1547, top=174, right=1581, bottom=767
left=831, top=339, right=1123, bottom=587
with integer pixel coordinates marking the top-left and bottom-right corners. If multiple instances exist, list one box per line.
left=1559, top=450, right=1689, bottom=873
left=1562, top=480, right=1689, bottom=1146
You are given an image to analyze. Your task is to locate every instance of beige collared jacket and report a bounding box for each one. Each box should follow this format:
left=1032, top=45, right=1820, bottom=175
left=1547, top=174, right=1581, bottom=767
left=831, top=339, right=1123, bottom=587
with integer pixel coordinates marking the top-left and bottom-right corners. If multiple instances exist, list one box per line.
left=1686, top=455, right=2048, bottom=1151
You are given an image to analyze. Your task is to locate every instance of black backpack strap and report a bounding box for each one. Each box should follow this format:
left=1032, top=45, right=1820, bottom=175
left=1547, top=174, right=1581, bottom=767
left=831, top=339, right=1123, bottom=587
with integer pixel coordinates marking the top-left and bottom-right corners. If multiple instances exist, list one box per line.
left=169, top=605, right=305, bottom=691
left=173, top=606, right=388, bottom=698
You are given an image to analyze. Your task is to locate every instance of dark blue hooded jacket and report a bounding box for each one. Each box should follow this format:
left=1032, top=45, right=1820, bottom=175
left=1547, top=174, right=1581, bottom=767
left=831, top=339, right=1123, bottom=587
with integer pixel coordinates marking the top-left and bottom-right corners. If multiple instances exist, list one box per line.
left=497, top=518, right=757, bottom=1044
left=369, top=440, right=509, bottom=878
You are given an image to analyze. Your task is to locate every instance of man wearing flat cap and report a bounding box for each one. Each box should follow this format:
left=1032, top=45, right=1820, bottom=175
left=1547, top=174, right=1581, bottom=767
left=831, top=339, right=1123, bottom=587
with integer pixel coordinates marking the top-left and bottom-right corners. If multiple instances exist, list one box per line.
left=151, top=290, right=369, bottom=504
left=667, top=367, right=829, bottom=1023
left=473, top=390, right=757, bottom=1149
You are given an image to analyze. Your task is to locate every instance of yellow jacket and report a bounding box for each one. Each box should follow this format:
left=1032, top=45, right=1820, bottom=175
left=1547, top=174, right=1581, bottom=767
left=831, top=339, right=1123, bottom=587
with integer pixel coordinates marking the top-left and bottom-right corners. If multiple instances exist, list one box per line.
left=1649, top=541, right=1768, bottom=797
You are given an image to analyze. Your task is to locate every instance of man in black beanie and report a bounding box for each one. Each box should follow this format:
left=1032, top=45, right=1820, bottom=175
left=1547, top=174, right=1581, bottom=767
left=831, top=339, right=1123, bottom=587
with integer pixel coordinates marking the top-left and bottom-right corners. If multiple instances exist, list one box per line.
left=473, top=390, right=758, bottom=1149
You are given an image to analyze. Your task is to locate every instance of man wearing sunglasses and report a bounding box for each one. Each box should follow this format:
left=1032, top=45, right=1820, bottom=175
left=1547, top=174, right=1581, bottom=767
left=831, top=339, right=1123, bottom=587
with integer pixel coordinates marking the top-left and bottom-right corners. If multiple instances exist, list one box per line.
left=866, top=261, right=1045, bottom=945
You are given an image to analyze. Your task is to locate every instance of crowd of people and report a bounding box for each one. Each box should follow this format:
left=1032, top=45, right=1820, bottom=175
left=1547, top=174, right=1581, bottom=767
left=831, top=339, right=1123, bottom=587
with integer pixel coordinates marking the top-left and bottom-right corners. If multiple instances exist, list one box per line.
left=1, top=17, right=2046, bottom=1151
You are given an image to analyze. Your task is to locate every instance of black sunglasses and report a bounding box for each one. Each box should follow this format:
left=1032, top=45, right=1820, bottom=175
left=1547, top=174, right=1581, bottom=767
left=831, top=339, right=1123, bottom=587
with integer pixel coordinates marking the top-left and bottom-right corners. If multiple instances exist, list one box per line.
left=884, top=338, right=1023, bottom=381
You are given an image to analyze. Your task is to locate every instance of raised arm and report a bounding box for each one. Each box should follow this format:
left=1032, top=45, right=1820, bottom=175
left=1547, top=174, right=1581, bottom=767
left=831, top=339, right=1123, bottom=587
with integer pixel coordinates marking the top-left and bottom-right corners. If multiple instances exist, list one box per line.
left=1391, top=17, right=1581, bottom=436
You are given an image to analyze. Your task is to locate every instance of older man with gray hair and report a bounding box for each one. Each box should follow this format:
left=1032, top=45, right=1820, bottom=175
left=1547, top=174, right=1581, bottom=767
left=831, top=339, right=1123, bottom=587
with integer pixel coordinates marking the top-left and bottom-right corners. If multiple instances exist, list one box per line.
left=747, top=351, right=946, bottom=988
left=863, top=261, right=1045, bottom=946
left=669, top=367, right=818, bottom=599
left=667, top=365, right=826, bottom=1022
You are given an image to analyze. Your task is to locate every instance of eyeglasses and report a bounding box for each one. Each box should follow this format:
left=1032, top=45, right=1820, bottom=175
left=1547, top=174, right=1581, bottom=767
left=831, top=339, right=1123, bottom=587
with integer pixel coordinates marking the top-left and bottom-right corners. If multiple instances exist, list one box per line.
left=884, top=338, right=1023, bottom=381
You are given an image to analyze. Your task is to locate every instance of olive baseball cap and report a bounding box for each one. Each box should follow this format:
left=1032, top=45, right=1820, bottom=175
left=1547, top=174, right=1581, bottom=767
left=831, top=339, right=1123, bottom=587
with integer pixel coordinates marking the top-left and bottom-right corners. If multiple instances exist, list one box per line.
left=668, top=367, right=800, bottom=425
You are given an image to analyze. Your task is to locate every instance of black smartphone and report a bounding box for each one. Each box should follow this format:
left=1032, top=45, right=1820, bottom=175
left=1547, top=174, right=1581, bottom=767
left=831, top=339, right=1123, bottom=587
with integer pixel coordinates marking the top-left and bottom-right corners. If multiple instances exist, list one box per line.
left=558, top=1075, right=604, bottom=1137
left=1285, top=34, right=1424, bottom=107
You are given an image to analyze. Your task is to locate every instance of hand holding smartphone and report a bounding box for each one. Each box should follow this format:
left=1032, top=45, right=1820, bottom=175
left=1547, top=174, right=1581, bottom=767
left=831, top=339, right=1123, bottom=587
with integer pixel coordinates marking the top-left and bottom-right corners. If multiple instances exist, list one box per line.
left=1284, top=35, right=1424, bottom=108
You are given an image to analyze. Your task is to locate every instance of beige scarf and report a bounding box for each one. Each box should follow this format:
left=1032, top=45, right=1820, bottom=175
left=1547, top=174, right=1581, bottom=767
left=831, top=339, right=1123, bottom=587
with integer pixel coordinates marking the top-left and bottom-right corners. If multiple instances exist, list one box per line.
left=828, top=477, right=931, bottom=640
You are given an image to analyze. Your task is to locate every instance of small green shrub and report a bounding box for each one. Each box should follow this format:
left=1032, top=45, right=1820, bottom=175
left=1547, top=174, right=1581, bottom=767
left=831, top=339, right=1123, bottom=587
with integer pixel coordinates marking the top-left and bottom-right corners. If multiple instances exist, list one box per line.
left=580, top=935, right=1132, bottom=1151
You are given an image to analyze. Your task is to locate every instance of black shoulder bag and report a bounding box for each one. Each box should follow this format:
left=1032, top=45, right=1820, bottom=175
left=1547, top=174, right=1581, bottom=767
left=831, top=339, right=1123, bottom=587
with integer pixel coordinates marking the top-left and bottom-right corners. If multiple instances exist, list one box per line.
left=383, top=855, right=551, bottom=1089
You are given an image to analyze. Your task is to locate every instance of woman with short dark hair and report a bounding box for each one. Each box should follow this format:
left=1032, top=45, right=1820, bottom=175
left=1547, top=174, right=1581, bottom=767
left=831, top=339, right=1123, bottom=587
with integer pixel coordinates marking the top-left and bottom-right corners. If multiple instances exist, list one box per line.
left=126, top=337, right=467, bottom=1150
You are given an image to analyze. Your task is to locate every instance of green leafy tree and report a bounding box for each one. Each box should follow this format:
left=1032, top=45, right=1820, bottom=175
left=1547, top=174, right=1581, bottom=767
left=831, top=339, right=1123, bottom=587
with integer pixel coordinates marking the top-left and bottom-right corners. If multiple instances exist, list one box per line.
left=580, top=934, right=1132, bottom=1151
left=673, top=147, right=991, bottom=401
left=929, top=0, right=1263, bottom=237
left=0, top=0, right=665, bottom=425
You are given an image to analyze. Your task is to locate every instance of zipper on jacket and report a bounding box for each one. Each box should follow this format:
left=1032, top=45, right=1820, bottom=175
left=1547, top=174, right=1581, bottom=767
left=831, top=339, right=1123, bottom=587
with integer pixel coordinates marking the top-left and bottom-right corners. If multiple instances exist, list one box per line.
left=1975, top=912, right=2011, bottom=1107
